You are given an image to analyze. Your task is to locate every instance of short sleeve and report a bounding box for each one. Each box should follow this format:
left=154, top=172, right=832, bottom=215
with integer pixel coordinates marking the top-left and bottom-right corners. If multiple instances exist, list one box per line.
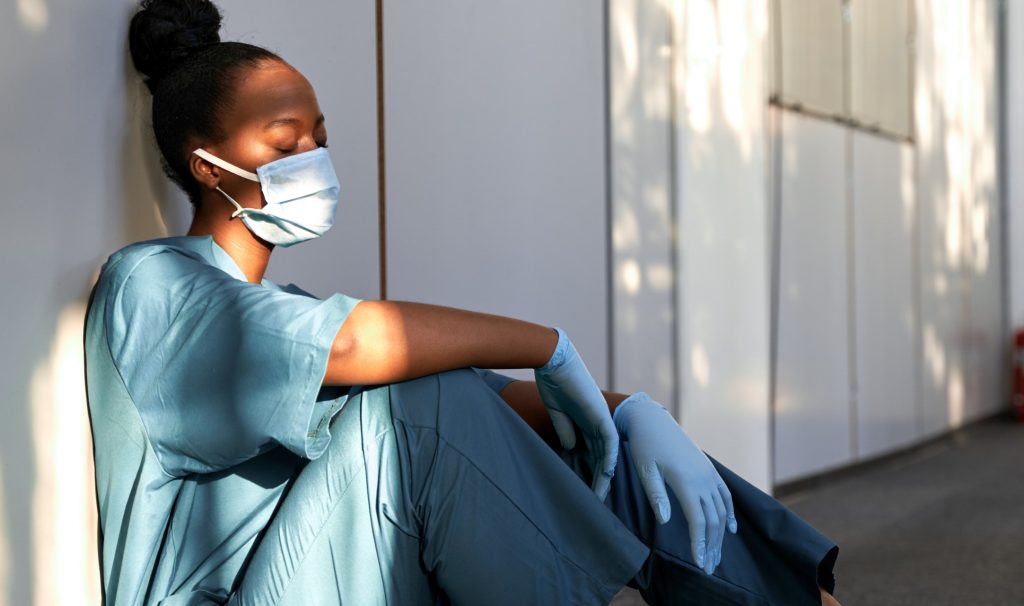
left=103, top=248, right=362, bottom=475
left=470, top=367, right=520, bottom=395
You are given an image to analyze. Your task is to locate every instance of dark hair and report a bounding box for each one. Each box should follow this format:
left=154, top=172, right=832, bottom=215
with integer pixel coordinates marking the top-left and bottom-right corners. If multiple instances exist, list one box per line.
left=128, top=0, right=283, bottom=208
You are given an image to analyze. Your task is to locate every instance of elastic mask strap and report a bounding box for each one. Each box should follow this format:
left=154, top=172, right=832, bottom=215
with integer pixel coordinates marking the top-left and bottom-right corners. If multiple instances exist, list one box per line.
left=193, top=148, right=260, bottom=182
left=215, top=186, right=252, bottom=219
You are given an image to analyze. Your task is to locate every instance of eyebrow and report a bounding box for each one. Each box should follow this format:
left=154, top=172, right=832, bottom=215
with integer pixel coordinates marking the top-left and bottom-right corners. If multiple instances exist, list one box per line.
left=263, top=113, right=326, bottom=130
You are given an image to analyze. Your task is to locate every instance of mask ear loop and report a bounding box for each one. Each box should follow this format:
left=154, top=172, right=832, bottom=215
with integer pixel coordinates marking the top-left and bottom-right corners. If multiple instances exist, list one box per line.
left=193, top=148, right=260, bottom=181
left=215, top=187, right=250, bottom=219
left=192, top=148, right=261, bottom=219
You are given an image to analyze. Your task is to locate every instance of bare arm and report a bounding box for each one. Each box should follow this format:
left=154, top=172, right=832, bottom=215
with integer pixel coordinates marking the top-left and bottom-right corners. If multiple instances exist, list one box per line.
left=323, top=300, right=559, bottom=385
left=497, top=380, right=631, bottom=445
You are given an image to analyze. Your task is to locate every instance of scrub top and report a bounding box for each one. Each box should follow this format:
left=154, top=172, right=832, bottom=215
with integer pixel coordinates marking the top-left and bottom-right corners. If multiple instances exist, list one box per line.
left=84, top=235, right=364, bottom=604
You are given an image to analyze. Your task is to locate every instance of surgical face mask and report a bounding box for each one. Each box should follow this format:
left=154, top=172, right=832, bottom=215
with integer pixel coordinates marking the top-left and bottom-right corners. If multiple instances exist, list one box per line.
left=192, top=146, right=341, bottom=247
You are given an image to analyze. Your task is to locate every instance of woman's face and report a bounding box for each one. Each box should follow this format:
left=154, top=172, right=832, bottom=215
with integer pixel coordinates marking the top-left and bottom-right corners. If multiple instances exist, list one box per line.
left=190, top=60, right=329, bottom=211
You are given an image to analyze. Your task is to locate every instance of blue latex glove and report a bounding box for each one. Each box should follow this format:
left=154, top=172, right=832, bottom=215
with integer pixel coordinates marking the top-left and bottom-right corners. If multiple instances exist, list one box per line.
left=613, top=391, right=738, bottom=575
left=534, top=326, right=619, bottom=501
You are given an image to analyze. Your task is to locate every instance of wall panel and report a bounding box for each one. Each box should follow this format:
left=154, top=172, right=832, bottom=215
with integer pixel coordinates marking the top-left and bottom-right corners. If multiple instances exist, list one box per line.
left=383, top=0, right=610, bottom=383
left=609, top=0, right=677, bottom=408
left=774, top=112, right=851, bottom=483
left=851, top=133, right=918, bottom=459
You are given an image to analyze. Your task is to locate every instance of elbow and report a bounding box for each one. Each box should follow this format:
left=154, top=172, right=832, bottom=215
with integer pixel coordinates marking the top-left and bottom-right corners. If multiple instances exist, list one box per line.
left=324, top=328, right=357, bottom=385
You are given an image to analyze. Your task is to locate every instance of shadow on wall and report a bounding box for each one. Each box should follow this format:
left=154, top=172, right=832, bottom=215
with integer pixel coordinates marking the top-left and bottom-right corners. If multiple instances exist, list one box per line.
left=118, top=36, right=193, bottom=243
left=672, top=0, right=771, bottom=485
left=609, top=0, right=679, bottom=409
left=915, top=0, right=1001, bottom=435
left=613, top=0, right=773, bottom=491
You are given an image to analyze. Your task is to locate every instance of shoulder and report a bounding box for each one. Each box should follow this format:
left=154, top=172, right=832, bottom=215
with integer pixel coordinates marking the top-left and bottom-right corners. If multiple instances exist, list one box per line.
left=99, top=237, right=205, bottom=284
left=92, top=237, right=239, bottom=334
left=97, top=236, right=239, bottom=301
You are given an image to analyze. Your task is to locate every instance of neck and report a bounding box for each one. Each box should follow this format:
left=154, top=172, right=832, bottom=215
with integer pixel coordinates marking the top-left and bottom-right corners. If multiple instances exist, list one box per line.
left=187, top=203, right=272, bottom=283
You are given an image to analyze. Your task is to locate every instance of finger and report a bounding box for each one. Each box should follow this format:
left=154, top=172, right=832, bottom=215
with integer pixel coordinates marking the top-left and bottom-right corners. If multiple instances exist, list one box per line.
left=718, top=480, right=737, bottom=534
left=589, top=420, right=619, bottom=501
left=634, top=457, right=672, bottom=524
left=711, top=489, right=728, bottom=568
left=589, top=457, right=613, bottom=501
left=583, top=438, right=611, bottom=500
left=700, top=495, right=720, bottom=575
left=679, top=495, right=707, bottom=569
left=547, top=409, right=577, bottom=450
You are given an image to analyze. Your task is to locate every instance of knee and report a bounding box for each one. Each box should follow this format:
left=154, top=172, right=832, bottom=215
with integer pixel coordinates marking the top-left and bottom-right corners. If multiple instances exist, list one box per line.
left=389, top=367, right=500, bottom=428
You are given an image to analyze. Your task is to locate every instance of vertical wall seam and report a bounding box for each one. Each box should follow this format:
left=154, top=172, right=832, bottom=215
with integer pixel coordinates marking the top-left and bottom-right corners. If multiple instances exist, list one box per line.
left=846, top=129, right=859, bottom=461
left=375, top=0, right=388, bottom=300
left=768, top=0, right=784, bottom=492
left=768, top=107, right=783, bottom=491
left=997, top=0, right=1011, bottom=412
left=667, top=0, right=682, bottom=420
left=603, top=0, right=615, bottom=391
left=842, top=0, right=859, bottom=461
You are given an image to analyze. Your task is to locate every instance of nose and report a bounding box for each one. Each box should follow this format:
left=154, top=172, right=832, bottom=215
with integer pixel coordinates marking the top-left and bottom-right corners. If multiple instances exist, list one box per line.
left=296, top=135, right=321, bottom=155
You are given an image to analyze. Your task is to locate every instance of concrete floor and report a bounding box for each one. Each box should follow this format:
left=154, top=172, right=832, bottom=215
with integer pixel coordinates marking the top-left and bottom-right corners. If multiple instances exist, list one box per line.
left=610, top=413, right=1024, bottom=605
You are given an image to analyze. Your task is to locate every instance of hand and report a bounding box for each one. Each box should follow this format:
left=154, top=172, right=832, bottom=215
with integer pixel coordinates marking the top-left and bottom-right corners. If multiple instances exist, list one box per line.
left=533, top=327, right=619, bottom=501
left=613, top=391, right=737, bottom=575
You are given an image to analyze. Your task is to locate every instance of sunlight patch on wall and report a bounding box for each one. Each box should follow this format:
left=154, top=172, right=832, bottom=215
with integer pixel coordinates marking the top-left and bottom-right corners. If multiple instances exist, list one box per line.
left=948, top=366, right=964, bottom=428
left=923, top=323, right=946, bottom=387
left=30, top=303, right=101, bottom=606
left=690, top=342, right=711, bottom=387
left=718, top=0, right=753, bottom=158
left=682, top=0, right=717, bottom=133
left=17, top=0, right=48, bottom=34
left=620, top=258, right=643, bottom=294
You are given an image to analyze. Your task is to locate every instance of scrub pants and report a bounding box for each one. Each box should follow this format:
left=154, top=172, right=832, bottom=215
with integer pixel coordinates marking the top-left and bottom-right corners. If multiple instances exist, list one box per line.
left=227, top=368, right=839, bottom=605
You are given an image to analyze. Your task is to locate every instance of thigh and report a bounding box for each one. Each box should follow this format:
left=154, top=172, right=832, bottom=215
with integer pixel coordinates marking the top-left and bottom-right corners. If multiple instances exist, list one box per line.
left=227, top=383, right=434, bottom=606
left=230, top=368, right=654, bottom=606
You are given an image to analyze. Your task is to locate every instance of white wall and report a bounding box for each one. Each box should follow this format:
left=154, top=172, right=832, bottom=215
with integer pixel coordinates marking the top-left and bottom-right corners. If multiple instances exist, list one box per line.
left=773, top=114, right=851, bottom=482
left=913, top=0, right=1003, bottom=437
left=608, top=0, right=677, bottom=410
left=382, top=0, right=610, bottom=385
left=609, top=0, right=774, bottom=491
left=606, top=0, right=1006, bottom=489
left=851, top=132, right=919, bottom=460
left=671, top=0, right=773, bottom=491
left=772, top=0, right=1005, bottom=484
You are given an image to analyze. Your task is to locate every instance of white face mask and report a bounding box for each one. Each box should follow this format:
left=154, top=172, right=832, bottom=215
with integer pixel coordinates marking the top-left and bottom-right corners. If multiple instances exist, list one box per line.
left=192, top=146, right=341, bottom=247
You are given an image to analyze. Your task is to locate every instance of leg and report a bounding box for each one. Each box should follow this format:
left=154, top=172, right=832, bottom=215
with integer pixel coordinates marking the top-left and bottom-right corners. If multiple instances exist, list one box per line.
left=227, top=380, right=434, bottom=606
left=558, top=441, right=840, bottom=606
left=229, top=368, right=649, bottom=605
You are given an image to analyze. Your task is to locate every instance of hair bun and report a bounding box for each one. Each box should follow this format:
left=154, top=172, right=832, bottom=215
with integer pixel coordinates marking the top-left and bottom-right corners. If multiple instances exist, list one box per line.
left=129, top=0, right=222, bottom=89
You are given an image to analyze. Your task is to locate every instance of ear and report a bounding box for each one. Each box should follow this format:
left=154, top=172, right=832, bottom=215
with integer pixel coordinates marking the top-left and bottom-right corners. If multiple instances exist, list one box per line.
left=189, top=150, right=221, bottom=190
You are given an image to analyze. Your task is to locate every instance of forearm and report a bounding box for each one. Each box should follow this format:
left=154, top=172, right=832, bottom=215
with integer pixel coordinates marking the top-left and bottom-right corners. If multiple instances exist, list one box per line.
left=323, top=300, right=558, bottom=385
left=498, top=380, right=630, bottom=444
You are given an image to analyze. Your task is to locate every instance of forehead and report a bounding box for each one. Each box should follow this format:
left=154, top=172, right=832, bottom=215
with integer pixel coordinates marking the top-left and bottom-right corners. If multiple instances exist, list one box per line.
left=224, top=62, right=322, bottom=130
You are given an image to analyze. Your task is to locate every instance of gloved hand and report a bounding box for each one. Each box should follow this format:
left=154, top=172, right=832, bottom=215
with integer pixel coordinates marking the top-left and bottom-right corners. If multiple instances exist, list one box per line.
left=613, top=391, right=737, bottom=575
left=534, top=326, right=619, bottom=501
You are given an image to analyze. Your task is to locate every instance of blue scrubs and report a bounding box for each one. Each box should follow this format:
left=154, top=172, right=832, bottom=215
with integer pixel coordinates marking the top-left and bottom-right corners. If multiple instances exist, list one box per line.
left=85, top=235, right=839, bottom=605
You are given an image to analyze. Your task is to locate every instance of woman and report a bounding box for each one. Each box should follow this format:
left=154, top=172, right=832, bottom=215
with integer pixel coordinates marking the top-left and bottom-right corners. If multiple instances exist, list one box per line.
left=84, top=0, right=841, bottom=603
